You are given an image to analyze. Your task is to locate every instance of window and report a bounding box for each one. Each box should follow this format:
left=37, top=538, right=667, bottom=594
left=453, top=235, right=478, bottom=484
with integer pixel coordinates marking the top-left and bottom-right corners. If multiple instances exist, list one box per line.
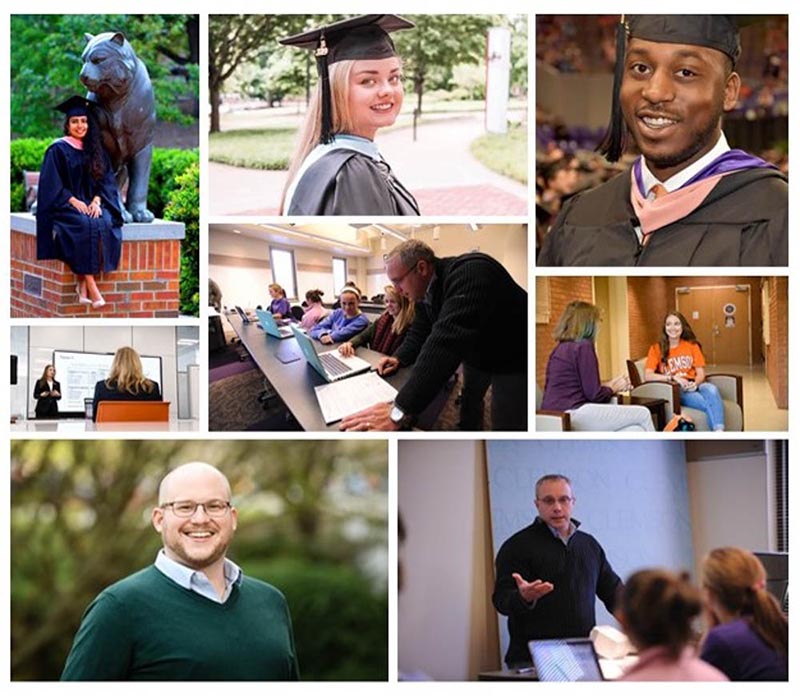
left=269, top=247, right=297, bottom=299
left=332, top=257, right=347, bottom=296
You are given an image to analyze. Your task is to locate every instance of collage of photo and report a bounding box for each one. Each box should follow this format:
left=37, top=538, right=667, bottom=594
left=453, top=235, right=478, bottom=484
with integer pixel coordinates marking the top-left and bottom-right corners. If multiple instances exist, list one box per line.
left=5, top=8, right=791, bottom=689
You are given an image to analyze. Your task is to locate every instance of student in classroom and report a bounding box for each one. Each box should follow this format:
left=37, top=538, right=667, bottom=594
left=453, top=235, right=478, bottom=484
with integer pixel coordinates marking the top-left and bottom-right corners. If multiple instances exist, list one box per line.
left=267, top=283, right=291, bottom=319
left=338, top=285, right=414, bottom=358
left=309, top=286, right=369, bottom=345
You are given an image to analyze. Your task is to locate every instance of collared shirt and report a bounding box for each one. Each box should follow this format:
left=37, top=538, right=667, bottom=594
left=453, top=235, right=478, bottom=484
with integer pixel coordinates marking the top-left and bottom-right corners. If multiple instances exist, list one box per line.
left=640, top=133, right=731, bottom=199
left=536, top=515, right=579, bottom=544
left=285, top=134, right=382, bottom=211
left=155, top=550, right=242, bottom=603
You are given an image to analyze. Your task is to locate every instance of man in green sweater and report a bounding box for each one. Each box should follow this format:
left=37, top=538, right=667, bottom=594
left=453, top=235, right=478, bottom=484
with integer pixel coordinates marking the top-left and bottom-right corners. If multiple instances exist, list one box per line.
left=61, top=462, right=300, bottom=680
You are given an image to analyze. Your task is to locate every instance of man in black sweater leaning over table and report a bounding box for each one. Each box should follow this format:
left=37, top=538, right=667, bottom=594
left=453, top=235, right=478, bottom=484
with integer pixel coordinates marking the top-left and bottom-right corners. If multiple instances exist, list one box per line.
left=339, top=238, right=527, bottom=431
left=493, top=474, right=623, bottom=668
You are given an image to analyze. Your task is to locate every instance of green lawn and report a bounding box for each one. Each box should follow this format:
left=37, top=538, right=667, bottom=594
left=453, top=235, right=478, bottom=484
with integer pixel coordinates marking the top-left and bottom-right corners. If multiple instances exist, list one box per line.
left=470, top=124, right=528, bottom=184
left=209, top=128, right=295, bottom=170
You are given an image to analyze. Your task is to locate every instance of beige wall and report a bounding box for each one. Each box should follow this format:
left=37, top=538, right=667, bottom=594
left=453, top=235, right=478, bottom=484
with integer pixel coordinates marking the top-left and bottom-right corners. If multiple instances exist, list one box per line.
left=398, top=440, right=499, bottom=681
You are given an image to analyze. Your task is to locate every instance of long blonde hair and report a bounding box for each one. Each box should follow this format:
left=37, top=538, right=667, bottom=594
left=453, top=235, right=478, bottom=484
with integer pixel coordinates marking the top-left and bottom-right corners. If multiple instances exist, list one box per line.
left=281, top=60, right=357, bottom=213
left=105, top=347, right=155, bottom=395
left=385, top=285, right=414, bottom=335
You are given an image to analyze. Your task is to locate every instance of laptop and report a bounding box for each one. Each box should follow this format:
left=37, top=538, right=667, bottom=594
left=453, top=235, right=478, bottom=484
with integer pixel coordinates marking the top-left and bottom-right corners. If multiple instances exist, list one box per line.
left=234, top=305, right=253, bottom=324
left=255, top=309, right=293, bottom=339
left=291, top=326, right=372, bottom=382
left=528, top=638, right=605, bottom=682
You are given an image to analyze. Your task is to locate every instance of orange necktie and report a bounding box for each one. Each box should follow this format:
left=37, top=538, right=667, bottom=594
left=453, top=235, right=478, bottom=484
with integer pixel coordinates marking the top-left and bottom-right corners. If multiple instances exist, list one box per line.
left=650, top=183, right=669, bottom=199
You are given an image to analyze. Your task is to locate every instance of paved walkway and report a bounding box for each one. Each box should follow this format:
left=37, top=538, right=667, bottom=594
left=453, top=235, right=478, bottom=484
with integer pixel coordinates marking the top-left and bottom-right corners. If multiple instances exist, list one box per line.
left=209, top=113, right=528, bottom=216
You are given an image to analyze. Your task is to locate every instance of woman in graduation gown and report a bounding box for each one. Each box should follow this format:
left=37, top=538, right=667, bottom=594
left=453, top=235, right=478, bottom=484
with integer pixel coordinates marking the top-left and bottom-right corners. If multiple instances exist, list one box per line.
left=280, top=15, right=420, bottom=215
left=36, top=95, right=123, bottom=308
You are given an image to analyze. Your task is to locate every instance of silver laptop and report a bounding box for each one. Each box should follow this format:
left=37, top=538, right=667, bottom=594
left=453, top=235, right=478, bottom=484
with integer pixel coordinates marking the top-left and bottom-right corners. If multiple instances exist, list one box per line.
left=528, top=638, right=605, bottom=682
left=256, top=309, right=293, bottom=339
left=291, top=326, right=372, bottom=382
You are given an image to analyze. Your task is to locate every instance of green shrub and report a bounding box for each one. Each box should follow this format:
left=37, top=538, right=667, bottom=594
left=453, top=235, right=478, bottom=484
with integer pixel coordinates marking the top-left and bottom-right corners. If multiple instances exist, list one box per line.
left=163, top=160, right=199, bottom=317
left=149, top=148, right=199, bottom=217
left=9, top=138, right=50, bottom=211
left=244, top=557, right=387, bottom=681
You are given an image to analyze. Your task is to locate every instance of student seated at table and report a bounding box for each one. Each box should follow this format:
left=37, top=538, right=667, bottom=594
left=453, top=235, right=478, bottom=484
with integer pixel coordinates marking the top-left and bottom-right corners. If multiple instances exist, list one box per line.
left=339, top=285, right=413, bottom=358
left=618, top=569, right=727, bottom=681
left=699, top=547, right=788, bottom=680
left=92, top=346, right=162, bottom=422
left=309, top=287, right=368, bottom=345
left=267, top=283, right=291, bottom=319
left=299, top=289, right=328, bottom=331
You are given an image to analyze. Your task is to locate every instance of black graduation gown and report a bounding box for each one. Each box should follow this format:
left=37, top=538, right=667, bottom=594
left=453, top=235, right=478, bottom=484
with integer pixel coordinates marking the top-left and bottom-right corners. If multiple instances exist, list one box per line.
left=35, top=139, right=123, bottom=274
left=33, top=379, right=61, bottom=418
left=538, top=166, right=788, bottom=266
left=287, top=149, right=420, bottom=215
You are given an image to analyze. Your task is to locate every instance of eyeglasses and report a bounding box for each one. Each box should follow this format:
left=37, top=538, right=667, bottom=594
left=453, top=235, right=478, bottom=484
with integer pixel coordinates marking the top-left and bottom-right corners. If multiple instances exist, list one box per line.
left=537, top=496, right=574, bottom=507
left=159, top=500, right=231, bottom=518
left=386, top=263, right=417, bottom=286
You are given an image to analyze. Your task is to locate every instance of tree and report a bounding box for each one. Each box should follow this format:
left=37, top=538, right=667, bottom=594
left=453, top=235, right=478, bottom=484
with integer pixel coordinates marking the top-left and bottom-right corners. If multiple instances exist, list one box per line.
left=208, top=14, right=310, bottom=133
left=10, top=14, right=198, bottom=138
left=393, top=14, right=496, bottom=115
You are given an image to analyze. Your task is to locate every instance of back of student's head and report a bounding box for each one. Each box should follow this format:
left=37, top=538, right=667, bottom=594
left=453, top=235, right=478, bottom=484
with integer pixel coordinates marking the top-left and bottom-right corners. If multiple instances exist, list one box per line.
left=553, top=301, right=601, bottom=342
left=305, top=289, right=324, bottom=304
left=621, top=568, right=701, bottom=659
left=702, top=547, right=788, bottom=657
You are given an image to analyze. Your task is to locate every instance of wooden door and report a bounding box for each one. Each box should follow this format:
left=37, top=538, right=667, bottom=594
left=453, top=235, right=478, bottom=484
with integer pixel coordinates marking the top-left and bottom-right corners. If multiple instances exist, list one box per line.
left=676, top=286, right=750, bottom=365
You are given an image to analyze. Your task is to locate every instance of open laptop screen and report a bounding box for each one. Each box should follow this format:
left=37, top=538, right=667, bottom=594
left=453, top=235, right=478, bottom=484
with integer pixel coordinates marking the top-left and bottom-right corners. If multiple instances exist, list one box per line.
left=529, top=638, right=604, bottom=682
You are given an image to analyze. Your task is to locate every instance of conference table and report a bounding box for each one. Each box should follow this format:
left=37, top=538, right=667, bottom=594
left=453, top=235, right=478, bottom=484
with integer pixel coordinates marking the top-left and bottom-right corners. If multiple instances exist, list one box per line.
left=225, top=312, right=413, bottom=432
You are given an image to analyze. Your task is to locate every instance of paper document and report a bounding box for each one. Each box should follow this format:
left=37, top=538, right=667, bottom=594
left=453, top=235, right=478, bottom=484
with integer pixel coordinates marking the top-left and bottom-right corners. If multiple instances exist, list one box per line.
left=314, top=371, right=398, bottom=424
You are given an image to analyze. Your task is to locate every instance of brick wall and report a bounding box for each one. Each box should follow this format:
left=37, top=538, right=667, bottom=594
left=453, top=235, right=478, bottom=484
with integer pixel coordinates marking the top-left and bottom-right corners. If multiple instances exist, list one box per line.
left=10, top=214, right=184, bottom=318
left=536, top=276, right=593, bottom=387
left=766, top=276, right=788, bottom=409
left=626, top=276, right=764, bottom=362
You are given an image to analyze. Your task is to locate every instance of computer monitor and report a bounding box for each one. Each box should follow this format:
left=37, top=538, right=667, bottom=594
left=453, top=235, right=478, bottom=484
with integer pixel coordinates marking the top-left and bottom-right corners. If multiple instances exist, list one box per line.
left=754, top=551, right=788, bottom=613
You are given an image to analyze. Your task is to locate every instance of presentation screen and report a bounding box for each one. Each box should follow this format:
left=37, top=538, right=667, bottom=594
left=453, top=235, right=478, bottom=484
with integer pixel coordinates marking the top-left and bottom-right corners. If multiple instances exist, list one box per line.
left=52, top=350, right=163, bottom=415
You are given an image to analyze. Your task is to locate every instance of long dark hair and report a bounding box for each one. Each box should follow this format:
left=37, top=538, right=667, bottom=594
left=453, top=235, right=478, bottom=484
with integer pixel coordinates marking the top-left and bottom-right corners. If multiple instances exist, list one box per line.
left=63, top=110, right=106, bottom=181
left=659, top=311, right=701, bottom=366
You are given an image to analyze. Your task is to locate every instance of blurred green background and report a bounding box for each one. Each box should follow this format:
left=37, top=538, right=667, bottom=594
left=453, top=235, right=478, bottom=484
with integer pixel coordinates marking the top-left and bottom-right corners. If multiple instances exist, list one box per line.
left=11, top=439, right=388, bottom=681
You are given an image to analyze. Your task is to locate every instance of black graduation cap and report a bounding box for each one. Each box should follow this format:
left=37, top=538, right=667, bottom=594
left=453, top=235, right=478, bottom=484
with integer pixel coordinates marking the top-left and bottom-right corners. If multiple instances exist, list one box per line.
left=598, top=15, right=742, bottom=162
left=280, top=14, right=415, bottom=144
left=54, top=95, right=95, bottom=118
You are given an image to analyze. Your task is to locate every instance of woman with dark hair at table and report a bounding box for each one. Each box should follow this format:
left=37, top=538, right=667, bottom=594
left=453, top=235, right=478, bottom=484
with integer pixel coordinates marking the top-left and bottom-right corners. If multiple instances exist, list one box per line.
left=619, top=569, right=727, bottom=681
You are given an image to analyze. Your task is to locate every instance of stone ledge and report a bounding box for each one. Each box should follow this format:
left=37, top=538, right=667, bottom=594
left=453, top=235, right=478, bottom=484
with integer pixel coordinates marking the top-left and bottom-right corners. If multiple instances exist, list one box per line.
left=10, top=212, right=185, bottom=240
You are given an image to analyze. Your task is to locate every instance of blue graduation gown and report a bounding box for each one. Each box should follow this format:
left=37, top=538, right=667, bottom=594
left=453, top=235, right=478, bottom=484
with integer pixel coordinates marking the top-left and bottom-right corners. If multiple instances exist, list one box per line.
left=35, top=139, right=123, bottom=274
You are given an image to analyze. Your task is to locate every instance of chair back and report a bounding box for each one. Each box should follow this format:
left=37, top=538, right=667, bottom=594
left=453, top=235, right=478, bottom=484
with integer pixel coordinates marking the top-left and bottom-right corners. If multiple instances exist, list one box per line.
left=627, top=358, right=646, bottom=387
left=95, top=401, right=170, bottom=422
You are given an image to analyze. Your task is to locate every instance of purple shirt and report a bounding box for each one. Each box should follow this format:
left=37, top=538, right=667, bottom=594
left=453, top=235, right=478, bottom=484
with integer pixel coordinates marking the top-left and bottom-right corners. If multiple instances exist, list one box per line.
left=309, top=308, right=368, bottom=342
left=700, top=618, right=787, bottom=681
left=269, top=297, right=291, bottom=317
left=541, top=340, right=613, bottom=411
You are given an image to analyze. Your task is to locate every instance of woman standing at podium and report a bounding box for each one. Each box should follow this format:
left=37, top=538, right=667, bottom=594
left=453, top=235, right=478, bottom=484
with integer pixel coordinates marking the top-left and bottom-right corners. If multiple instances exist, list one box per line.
left=33, top=364, right=61, bottom=419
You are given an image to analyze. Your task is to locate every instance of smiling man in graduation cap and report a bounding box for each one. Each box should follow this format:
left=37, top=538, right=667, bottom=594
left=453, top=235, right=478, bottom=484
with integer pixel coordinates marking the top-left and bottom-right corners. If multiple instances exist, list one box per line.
left=279, top=14, right=420, bottom=215
left=538, top=15, right=788, bottom=267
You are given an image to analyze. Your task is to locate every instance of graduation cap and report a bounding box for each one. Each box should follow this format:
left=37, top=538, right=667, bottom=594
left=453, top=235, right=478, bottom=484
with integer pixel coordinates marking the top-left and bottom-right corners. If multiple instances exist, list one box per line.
left=598, top=15, right=742, bottom=162
left=54, top=95, right=95, bottom=118
left=280, top=14, right=414, bottom=144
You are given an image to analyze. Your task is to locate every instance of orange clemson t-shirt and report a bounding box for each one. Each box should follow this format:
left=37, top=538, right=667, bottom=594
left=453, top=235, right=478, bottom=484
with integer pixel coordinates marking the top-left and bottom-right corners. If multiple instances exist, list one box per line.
left=645, top=340, right=706, bottom=380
